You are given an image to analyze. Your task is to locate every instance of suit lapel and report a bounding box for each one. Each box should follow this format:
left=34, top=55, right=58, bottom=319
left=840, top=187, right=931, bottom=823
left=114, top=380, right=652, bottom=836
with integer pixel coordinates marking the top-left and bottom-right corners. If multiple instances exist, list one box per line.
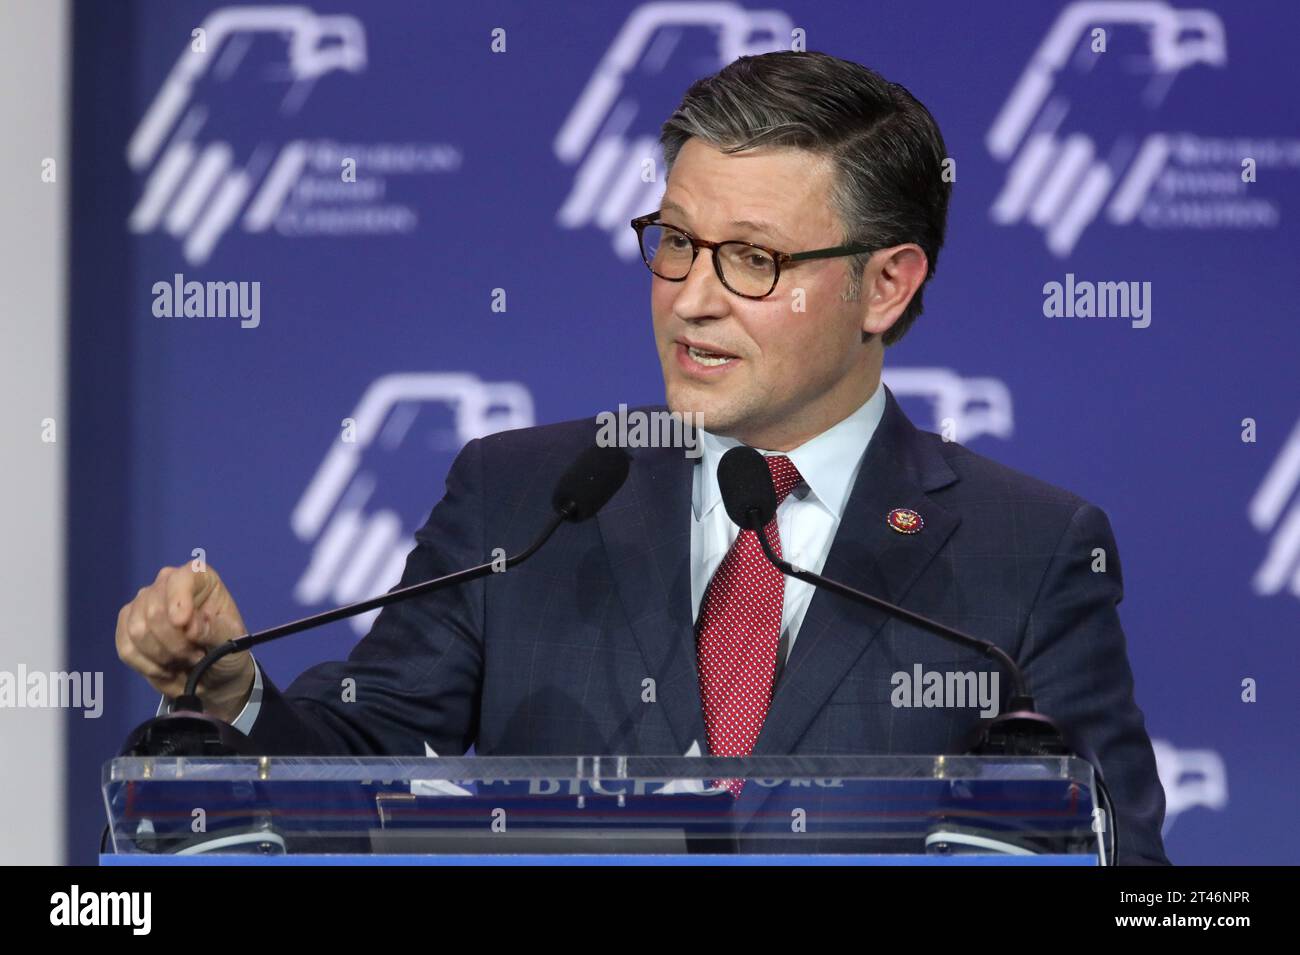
left=752, top=385, right=961, bottom=755
left=596, top=440, right=706, bottom=753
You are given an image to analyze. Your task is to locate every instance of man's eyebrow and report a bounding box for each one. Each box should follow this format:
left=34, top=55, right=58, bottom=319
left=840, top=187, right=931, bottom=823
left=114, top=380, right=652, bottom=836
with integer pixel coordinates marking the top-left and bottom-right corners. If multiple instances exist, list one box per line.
left=657, top=199, right=690, bottom=222
left=728, top=218, right=787, bottom=243
left=657, top=200, right=789, bottom=244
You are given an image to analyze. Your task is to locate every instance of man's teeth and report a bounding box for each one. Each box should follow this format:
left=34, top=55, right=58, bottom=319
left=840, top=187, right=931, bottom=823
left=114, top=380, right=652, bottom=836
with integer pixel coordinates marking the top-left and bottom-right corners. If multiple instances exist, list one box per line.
left=688, top=346, right=734, bottom=366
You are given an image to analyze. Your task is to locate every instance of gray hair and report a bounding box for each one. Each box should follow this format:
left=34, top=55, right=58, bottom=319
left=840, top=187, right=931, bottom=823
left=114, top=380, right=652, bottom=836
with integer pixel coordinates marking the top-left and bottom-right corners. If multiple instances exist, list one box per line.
left=660, top=51, right=951, bottom=346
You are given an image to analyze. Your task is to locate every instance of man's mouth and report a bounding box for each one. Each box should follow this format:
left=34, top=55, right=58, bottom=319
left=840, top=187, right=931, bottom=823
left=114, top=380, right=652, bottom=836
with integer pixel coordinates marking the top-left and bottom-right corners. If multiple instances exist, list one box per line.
left=677, top=338, right=741, bottom=371
left=686, top=345, right=736, bottom=367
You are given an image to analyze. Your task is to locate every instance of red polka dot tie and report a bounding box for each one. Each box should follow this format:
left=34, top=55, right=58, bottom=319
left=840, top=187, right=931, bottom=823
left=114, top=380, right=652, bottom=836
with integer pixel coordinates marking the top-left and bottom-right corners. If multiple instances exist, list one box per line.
left=696, top=454, right=804, bottom=792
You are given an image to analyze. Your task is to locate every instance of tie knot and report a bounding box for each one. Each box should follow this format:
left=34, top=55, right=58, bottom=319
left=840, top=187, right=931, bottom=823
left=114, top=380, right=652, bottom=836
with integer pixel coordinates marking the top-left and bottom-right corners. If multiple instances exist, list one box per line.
left=765, top=454, right=804, bottom=506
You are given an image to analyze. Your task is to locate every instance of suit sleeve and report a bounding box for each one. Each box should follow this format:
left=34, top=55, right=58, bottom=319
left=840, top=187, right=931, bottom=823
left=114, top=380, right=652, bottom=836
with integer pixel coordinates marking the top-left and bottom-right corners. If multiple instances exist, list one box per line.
left=1018, top=502, right=1170, bottom=865
left=242, top=437, right=487, bottom=757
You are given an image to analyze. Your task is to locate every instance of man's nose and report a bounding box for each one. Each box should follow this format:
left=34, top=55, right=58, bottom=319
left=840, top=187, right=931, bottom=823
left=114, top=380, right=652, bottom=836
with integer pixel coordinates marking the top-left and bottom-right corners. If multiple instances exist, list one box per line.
left=670, top=247, right=730, bottom=321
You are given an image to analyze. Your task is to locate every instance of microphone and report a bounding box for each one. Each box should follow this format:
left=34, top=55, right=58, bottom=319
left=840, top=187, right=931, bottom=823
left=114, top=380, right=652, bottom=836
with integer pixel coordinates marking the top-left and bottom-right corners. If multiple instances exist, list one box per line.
left=553, top=441, right=633, bottom=521
left=121, top=444, right=631, bottom=757
left=716, top=445, right=1067, bottom=756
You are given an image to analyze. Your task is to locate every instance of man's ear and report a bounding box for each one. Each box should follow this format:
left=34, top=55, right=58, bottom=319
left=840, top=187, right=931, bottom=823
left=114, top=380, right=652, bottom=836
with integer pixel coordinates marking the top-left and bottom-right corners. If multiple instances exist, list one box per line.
left=859, top=244, right=928, bottom=338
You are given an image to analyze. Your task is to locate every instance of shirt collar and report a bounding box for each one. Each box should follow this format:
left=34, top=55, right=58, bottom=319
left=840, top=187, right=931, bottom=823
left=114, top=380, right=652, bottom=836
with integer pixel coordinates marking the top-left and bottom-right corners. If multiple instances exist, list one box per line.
left=693, top=380, right=886, bottom=522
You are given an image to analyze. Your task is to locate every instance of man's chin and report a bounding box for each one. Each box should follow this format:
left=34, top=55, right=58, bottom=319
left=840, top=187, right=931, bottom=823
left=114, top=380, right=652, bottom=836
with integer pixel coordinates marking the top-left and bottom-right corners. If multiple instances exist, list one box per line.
left=669, top=377, right=766, bottom=430
left=667, top=398, right=739, bottom=436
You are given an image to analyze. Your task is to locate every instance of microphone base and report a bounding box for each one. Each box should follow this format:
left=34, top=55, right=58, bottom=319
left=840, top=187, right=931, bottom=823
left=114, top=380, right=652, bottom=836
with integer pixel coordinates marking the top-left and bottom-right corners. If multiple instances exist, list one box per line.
left=119, top=710, right=254, bottom=757
left=965, top=709, right=1075, bottom=757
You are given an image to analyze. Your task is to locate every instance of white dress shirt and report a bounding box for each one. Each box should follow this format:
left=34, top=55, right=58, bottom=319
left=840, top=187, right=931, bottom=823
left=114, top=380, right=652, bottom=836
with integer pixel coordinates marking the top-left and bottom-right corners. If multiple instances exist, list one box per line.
left=690, top=380, right=886, bottom=663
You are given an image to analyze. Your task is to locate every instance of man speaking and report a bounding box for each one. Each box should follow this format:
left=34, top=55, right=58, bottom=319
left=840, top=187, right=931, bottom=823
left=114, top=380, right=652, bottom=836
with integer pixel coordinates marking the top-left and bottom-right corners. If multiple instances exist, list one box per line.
left=115, top=51, right=1169, bottom=865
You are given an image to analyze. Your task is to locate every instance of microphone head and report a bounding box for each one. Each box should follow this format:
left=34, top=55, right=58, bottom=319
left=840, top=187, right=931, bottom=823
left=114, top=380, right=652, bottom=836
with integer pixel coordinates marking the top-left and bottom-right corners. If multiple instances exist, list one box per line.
left=718, top=446, right=777, bottom=530
left=552, top=444, right=631, bottom=522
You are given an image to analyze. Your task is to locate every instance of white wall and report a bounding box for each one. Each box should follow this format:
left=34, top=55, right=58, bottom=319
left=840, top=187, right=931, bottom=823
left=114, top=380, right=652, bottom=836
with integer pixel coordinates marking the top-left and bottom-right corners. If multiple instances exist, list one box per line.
left=0, top=0, right=69, bottom=865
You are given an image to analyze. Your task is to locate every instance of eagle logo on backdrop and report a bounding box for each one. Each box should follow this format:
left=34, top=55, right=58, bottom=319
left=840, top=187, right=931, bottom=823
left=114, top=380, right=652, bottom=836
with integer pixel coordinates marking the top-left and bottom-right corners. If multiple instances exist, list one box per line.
left=292, top=373, right=535, bottom=635
left=1151, top=739, right=1228, bottom=837
left=553, top=1, right=794, bottom=261
left=988, top=1, right=1300, bottom=255
left=126, top=5, right=460, bottom=264
left=1249, top=416, right=1300, bottom=600
left=881, top=369, right=1014, bottom=444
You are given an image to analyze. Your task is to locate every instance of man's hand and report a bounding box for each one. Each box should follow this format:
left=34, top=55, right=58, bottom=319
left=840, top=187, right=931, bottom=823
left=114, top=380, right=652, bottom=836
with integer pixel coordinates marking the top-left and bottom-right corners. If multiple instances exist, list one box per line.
left=116, top=564, right=255, bottom=723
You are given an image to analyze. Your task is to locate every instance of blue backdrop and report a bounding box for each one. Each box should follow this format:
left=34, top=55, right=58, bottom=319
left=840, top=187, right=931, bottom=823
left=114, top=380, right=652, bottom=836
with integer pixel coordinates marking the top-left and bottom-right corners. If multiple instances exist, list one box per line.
left=68, top=0, right=1300, bottom=864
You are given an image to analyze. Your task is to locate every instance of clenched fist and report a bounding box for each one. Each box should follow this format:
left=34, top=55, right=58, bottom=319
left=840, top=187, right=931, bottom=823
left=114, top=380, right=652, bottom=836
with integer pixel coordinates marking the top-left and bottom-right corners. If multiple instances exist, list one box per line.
left=116, top=564, right=255, bottom=722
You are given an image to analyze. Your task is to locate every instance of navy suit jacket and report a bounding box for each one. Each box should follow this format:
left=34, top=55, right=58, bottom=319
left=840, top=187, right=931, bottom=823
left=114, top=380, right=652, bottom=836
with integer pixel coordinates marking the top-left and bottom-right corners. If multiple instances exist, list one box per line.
left=246, top=385, right=1169, bottom=864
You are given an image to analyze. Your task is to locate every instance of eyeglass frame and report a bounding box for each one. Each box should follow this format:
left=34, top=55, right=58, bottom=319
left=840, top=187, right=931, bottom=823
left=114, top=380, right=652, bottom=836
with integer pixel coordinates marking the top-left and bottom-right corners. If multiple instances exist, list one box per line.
left=629, top=211, right=875, bottom=300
